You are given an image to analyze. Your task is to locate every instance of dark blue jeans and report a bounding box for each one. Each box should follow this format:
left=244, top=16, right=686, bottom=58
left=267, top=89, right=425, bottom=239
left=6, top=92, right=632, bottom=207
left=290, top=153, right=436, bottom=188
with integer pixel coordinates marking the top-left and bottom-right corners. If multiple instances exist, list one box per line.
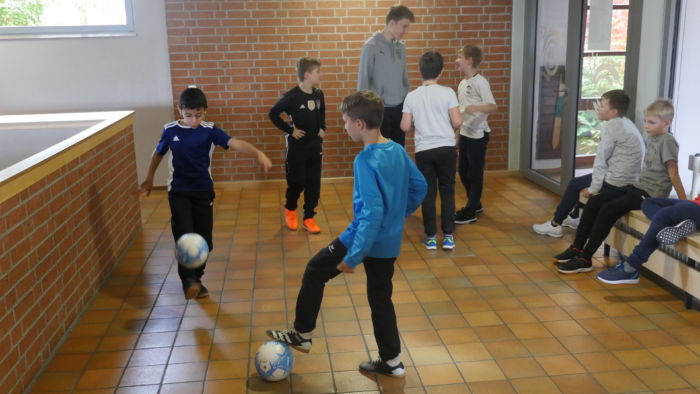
left=626, top=198, right=700, bottom=270
left=416, top=146, right=456, bottom=236
left=553, top=174, right=592, bottom=224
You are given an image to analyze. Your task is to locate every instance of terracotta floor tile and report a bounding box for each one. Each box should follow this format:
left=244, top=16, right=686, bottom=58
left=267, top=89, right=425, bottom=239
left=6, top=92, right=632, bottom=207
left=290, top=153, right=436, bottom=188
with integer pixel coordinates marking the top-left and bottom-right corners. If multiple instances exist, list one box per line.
left=509, top=376, right=560, bottom=394
left=496, top=357, right=546, bottom=379
left=162, top=362, right=207, bottom=384
left=438, top=328, right=480, bottom=345
left=329, top=351, right=368, bottom=371
left=76, top=368, right=124, bottom=389
left=205, top=359, right=248, bottom=380
left=573, top=351, right=626, bottom=373
left=333, top=370, right=380, bottom=391
left=634, top=367, right=690, bottom=391
left=551, top=373, right=607, bottom=394
left=417, top=364, right=464, bottom=386
left=457, top=360, right=505, bottom=382
left=291, top=372, right=335, bottom=393
left=119, top=364, right=166, bottom=386
left=128, top=347, right=171, bottom=366
left=673, top=364, right=700, bottom=387
left=521, top=338, right=569, bottom=356
left=32, top=372, right=81, bottom=391
left=202, top=378, right=246, bottom=394
left=159, top=382, right=204, bottom=394
left=535, top=354, right=586, bottom=376
left=402, top=330, right=443, bottom=347
left=593, top=370, right=648, bottom=393
left=86, top=351, right=133, bottom=370
left=484, top=340, right=531, bottom=359
left=448, top=342, right=492, bottom=362
left=410, top=345, right=453, bottom=365
left=651, top=345, right=700, bottom=366
left=463, top=311, right=503, bottom=327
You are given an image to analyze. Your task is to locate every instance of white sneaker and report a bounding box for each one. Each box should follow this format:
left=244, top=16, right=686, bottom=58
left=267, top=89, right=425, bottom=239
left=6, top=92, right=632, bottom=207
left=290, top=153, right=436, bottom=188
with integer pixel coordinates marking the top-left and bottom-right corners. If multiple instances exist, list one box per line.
left=562, top=216, right=580, bottom=229
left=532, top=220, right=564, bottom=238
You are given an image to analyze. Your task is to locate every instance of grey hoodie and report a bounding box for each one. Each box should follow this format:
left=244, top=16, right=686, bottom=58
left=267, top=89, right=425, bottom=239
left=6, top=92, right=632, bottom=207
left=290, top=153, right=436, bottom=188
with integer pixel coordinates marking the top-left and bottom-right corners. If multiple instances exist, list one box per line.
left=357, top=32, right=409, bottom=107
left=589, top=117, right=645, bottom=194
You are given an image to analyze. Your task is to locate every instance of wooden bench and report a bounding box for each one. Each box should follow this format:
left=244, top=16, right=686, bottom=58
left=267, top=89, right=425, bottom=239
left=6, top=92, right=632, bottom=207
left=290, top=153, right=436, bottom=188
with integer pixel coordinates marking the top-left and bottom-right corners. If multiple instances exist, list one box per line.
left=604, top=210, right=700, bottom=308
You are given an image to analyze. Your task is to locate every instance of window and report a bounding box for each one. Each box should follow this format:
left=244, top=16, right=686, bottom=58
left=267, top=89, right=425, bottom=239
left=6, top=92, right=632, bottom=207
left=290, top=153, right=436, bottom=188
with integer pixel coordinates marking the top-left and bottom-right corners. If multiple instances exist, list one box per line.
left=576, top=0, right=630, bottom=157
left=0, top=0, right=133, bottom=37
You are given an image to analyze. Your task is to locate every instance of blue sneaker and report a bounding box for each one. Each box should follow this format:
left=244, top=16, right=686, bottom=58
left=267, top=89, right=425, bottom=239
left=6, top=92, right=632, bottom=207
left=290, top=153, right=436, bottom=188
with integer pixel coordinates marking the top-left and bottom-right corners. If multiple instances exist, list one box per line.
left=442, top=234, right=455, bottom=250
left=423, top=237, right=437, bottom=250
left=596, top=262, right=640, bottom=285
left=656, top=219, right=697, bottom=245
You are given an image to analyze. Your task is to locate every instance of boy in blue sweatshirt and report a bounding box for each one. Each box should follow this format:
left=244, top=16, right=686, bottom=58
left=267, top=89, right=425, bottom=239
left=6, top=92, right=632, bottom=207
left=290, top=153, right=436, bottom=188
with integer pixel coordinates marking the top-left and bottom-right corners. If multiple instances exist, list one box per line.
left=267, top=91, right=427, bottom=377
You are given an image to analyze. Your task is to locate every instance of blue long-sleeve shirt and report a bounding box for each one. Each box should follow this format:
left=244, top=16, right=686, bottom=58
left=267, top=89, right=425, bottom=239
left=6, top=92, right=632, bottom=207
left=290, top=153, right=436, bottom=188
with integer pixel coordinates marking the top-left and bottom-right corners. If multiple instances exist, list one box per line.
left=339, top=140, right=427, bottom=267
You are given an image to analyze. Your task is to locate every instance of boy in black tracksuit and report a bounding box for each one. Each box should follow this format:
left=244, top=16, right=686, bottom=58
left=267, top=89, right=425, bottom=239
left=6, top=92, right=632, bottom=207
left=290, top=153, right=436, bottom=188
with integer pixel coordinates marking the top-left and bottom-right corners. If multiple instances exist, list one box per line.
left=269, top=57, right=325, bottom=234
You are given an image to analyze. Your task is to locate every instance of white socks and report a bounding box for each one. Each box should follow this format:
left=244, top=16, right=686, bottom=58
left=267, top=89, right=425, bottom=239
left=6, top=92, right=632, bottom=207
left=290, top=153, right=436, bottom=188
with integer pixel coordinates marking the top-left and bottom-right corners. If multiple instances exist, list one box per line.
left=385, top=355, right=401, bottom=367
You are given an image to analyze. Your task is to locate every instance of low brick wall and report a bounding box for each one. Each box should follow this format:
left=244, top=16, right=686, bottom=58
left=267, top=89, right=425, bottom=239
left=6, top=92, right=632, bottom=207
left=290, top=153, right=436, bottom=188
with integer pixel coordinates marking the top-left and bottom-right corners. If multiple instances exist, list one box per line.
left=0, top=119, right=141, bottom=393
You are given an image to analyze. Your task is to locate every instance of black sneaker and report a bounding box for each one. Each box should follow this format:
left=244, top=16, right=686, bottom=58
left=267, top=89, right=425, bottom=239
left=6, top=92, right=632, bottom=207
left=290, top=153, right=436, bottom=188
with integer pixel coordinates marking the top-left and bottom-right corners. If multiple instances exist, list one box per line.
left=556, top=256, right=592, bottom=274
left=183, top=280, right=201, bottom=300
left=553, top=247, right=580, bottom=263
left=266, top=329, right=312, bottom=353
left=475, top=206, right=484, bottom=214
left=656, top=219, right=697, bottom=245
left=197, top=284, right=209, bottom=298
left=359, top=359, right=405, bottom=377
left=455, top=208, right=477, bottom=224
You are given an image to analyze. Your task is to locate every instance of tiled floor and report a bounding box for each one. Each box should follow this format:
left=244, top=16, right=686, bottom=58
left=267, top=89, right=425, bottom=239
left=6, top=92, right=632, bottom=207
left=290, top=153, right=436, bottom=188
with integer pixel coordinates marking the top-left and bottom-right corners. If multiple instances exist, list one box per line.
left=30, top=174, right=700, bottom=393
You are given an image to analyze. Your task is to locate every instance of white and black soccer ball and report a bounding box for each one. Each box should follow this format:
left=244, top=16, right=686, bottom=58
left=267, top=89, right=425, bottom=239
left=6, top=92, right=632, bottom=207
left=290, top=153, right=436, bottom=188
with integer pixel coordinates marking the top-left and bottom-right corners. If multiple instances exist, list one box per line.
left=255, top=341, right=294, bottom=382
left=175, top=233, right=208, bottom=269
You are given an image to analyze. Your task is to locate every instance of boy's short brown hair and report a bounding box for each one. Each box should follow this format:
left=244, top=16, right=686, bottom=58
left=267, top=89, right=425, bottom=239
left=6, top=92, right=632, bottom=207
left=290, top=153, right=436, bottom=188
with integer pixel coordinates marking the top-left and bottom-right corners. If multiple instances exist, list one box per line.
left=296, top=57, right=321, bottom=82
left=341, top=91, right=384, bottom=129
left=601, top=89, right=631, bottom=116
left=460, top=45, right=483, bottom=68
left=645, top=99, right=675, bottom=122
left=386, top=5, right=414, bottom=24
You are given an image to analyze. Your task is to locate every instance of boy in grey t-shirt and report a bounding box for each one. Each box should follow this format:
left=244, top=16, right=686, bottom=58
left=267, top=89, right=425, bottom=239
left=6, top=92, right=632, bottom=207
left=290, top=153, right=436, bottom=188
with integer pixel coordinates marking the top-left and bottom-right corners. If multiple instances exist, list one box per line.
left=555, top=99, right=687, bottom=275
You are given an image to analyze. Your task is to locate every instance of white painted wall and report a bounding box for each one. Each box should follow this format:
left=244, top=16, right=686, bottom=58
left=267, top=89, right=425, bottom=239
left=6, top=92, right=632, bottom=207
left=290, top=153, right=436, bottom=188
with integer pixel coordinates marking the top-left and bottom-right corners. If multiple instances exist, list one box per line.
left=0, top=0, right=172, bottom=186
left=672, top=0, right=700, bottom=198
left=634, top=0, right=666, bottom=128
left=508, top=1, right=525, bottom=170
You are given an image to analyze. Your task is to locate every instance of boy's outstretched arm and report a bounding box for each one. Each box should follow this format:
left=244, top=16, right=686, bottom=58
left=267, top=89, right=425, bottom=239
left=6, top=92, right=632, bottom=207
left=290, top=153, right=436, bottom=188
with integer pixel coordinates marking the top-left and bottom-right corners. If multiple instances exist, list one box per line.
left=666, top=160, right=687, bottom=200
left=227, top=138, right=273, bottom=173
left=138, top=151, right=164, bottom=197
left=400, top=112, right=414, bottom=133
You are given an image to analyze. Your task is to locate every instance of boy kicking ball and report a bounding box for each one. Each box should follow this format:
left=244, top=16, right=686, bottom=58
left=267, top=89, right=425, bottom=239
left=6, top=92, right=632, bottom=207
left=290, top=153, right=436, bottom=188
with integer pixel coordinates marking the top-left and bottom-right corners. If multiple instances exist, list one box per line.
left=266, top=91, right=427, bottom=376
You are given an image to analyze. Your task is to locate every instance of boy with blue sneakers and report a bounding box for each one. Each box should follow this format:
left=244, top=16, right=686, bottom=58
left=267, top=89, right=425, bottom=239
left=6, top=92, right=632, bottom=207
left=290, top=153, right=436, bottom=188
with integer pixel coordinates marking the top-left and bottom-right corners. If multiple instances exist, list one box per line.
left=267, top=91, right=427, bottom=377
left=139, top=87, right=272, bottom=299
left=401, top=51, right=462, bottom=250
left=597, top=196, right=699, bottom=284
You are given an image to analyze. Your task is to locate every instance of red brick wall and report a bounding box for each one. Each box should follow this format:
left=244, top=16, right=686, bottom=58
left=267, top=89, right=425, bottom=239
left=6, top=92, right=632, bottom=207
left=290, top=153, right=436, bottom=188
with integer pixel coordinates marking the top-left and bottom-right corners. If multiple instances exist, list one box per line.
left=165, top=0, right=512, bottom=181
left=0, top=125, right=141, bottom=393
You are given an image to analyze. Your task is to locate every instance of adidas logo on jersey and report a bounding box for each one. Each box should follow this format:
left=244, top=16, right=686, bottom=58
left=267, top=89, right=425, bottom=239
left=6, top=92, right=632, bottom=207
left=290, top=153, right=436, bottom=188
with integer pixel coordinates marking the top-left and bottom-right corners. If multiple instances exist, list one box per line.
left=173, top=136, right=180, bottom=142
left=299, top=104, right=305, bottom=109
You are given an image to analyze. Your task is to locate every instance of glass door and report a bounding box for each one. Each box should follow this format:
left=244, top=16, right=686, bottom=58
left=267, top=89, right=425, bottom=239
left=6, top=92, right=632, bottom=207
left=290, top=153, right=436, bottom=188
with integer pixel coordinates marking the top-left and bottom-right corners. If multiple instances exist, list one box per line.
left=574, top=0, right=631, bottom=176
left=520, top=0, right=641, bottom=193
left=521, top=0, right=585, bottom=193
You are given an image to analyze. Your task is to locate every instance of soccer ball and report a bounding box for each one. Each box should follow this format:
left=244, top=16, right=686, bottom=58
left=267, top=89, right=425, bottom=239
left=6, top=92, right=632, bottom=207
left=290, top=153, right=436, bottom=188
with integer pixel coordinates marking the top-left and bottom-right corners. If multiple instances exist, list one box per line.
left=255, top=341, right=294, bottom=381
left=175, top=233, right=208, bottom=269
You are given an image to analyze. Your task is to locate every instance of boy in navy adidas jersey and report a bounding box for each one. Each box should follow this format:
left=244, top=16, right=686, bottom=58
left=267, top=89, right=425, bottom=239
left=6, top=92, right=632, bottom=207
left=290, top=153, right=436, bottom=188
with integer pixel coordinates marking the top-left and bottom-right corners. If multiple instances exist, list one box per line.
left=269, top=57, right=325, bottom=234
left=139, top=87, right=272, bottom=299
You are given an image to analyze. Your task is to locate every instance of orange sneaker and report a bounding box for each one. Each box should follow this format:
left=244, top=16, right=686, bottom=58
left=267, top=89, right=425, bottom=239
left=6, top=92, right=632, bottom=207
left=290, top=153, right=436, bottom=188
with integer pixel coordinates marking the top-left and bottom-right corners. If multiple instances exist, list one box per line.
left=303, top=218, right=321, bottom=234
left=284, top=209, right=298, bottom=230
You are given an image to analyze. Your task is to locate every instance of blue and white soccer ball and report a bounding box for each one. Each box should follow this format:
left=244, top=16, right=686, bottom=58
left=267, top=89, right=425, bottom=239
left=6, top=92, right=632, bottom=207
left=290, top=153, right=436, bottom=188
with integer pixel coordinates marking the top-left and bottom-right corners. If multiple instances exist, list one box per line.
left=175, top=233, right=209, bottom=269
left=255, top=341, right=294, bottom=381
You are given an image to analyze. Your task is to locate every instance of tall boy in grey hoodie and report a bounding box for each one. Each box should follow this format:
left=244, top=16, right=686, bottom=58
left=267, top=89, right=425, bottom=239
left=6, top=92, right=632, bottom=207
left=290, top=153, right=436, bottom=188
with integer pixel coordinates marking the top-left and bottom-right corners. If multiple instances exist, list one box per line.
left=358, top=5, right=414, bottom=146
